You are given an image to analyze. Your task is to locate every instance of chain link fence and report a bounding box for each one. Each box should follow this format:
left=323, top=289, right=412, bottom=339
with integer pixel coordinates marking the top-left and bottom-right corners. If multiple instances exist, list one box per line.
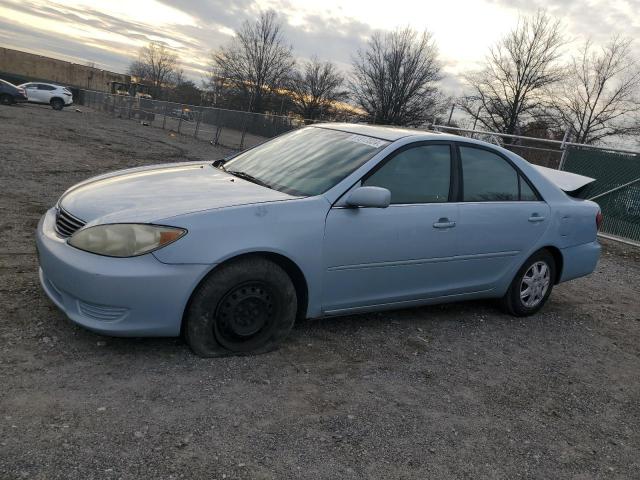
left=562, top=148, right=640, bottom=244
left=77, top=90, right=307, bottom=150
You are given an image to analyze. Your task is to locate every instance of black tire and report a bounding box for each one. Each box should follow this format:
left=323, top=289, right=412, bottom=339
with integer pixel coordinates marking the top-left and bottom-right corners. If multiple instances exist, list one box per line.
left=51, top=98, right=64, bottom=110
left=0, top=94, right=13, bottom=106
left=185, top=257, right=297, bottom=357
left=500, top=250, right=556, bottom=317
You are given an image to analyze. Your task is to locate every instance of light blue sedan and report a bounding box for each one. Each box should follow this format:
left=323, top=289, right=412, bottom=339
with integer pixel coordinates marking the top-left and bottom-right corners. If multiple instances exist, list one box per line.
left=36, top=124, right=602, bottom=356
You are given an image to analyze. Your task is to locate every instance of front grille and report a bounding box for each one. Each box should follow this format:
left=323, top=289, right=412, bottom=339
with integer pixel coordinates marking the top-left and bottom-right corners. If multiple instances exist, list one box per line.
left=55, top=207, right=86, bottom=237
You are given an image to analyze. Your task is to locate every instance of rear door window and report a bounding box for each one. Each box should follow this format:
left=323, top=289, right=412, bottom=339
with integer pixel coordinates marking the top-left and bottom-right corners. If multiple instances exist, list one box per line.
left=460, top=146, right=519, bottom=202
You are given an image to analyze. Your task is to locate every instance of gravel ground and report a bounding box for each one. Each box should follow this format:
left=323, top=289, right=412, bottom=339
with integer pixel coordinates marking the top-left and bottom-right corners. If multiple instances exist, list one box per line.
left=1, top=103, right=639, bottom=480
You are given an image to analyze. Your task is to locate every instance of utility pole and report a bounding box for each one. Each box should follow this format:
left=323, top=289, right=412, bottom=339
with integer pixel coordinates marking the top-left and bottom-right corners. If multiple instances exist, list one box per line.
left=471, top=105, right=482, bottom=138
left=447, top=104, right=455, bottom=126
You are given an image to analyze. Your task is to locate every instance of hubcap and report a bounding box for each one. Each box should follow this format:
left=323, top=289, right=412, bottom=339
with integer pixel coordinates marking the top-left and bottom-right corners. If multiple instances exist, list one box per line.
left=216, top=282, right=274, bottom=339
left=520, top=261, right=551, bottom=308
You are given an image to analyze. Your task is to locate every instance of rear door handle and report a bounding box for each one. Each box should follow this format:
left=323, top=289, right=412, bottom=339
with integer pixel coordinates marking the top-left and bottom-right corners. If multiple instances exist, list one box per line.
left=528, top=214, right=545, bottom=223
left=433, top=218, right=456, bottom=229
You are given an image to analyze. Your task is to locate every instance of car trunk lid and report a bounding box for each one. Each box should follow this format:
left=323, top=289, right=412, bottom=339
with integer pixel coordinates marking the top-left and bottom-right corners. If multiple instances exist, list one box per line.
left=532, top=165, right=595, bottom=197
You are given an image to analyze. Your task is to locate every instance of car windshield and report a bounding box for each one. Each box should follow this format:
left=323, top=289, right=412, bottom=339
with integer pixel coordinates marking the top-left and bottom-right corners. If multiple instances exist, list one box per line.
left=222, top=127, right=389, bottom=196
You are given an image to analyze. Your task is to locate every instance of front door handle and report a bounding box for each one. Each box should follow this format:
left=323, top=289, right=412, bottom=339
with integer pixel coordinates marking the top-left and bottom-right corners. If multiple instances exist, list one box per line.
left=433, top=218, right=456, bottom=229
left=528, top=214, right=545, bottom=223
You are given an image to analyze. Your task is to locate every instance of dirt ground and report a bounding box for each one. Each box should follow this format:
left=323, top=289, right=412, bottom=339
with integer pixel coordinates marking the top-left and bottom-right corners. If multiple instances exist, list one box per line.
left=1, top=103, right=639, bottom=480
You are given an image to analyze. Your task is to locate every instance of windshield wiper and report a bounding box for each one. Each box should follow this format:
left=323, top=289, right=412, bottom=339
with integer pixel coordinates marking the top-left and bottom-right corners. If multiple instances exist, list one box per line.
left=226, top=170, right=272, bottom=189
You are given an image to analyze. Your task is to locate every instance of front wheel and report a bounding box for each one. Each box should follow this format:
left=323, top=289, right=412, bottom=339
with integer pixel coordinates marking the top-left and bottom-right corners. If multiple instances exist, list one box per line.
left=185, top=257, right=297, bottom=357
left=500, top=250, right=556, bottom=316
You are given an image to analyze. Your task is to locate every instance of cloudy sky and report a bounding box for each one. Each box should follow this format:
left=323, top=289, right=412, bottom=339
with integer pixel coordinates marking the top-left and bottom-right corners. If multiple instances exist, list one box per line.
left=0, top=0, right=639, bottom=94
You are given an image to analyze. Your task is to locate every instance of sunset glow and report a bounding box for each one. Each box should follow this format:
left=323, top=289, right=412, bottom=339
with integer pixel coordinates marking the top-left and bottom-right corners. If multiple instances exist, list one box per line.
left=0, top=0, right=638, bottom=93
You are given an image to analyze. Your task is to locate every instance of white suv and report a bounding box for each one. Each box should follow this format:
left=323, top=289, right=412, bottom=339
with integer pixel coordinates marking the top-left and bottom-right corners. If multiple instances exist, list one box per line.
left=19, top=82, right=73, bottom=110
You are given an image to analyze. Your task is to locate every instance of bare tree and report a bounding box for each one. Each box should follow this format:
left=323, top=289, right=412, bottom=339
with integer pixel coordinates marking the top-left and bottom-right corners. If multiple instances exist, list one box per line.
left=547, top=36, right=640, bottom=144
left=212, top=11, right=295, bottom=113
left=128, top=60, right=150, bottom=81
left=169, top=80, right=202, bottom=105
left=128, top=42, right=179, bottom=93
left=460, top=11, right=565, bottom=138
left=201, top=61, right=225, bottom=106
left=169, top=68, right=186, bottom=87
left=288, top=57, right=348, bottom=120
left=350, top=27, right=442, bottom=126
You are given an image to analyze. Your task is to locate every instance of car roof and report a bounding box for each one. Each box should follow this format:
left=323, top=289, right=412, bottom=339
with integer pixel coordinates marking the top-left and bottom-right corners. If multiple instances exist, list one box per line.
left=311, top=122, right=522, bottom=155
left=311, top=122, right=537, bottom=167
left=21, top=82, right=63, bottom=87
left=312, top=122, right=446, bottom=141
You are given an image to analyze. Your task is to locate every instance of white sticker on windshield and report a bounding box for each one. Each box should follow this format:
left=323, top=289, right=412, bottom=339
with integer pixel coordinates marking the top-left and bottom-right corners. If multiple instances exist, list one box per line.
left=346, top=134, right=388, bottom=149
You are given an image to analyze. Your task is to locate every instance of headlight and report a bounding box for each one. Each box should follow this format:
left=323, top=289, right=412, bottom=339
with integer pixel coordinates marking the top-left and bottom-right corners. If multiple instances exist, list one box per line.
left=68, top=224, right=186, bottom=257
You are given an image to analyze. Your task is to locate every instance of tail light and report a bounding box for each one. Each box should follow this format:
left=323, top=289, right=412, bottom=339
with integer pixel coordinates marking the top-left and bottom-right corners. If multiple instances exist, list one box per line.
left=17, top=87, right=26, bottom=95
left=596, top=210, right=603, bottom=231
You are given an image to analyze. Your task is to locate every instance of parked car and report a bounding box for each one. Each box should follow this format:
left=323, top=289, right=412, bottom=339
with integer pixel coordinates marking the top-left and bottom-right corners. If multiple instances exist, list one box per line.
left=0, top=79, right=28, bottom=105
left=18, top=82, right=73, bottom=110
left=36, top=125, right=602, bottom=357
left=170, top=107, right=195, bottom=122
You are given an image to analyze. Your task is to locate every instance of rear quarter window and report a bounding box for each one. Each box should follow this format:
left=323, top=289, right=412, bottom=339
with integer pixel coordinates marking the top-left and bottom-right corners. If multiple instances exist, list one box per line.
left=520, top=177, right=539, bottom=201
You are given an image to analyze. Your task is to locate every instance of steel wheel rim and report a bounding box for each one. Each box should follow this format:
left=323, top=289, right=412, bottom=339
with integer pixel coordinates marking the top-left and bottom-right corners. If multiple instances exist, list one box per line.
left=214, top=281, right=276, bottom=347
left=520, top=261, right=551, bottom=308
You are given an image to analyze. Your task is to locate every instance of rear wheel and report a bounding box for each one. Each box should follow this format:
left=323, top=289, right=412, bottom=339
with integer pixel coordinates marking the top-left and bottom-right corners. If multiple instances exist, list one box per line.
left=0, top=94, right=13, bottom=105
left=185, top=257, right=297, bottom=357
left=51, top=98, right=64, bottom=110
left=500, top=250, right=555, bottom=316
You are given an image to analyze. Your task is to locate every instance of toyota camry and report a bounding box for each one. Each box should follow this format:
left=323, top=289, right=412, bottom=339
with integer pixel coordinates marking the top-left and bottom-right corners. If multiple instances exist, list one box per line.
left=36, top=124, right=602, bottom=356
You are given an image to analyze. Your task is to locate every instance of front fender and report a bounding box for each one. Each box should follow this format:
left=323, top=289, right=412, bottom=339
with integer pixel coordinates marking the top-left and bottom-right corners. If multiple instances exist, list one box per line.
left=152, top=197, right=330, bottom=318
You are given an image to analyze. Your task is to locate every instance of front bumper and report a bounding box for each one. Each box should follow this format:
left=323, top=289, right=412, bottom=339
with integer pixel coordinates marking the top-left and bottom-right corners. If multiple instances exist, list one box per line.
left=36, top=208, right=211, bottom=336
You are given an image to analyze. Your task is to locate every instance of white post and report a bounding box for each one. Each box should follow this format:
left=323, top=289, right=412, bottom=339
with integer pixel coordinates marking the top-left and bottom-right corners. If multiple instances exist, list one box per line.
left=558, top=125, right=572, bottom=170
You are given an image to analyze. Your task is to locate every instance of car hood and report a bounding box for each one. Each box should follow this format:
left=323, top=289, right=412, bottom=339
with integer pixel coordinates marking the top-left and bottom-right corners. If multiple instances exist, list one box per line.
left=59, top=161, right=295, bottom=224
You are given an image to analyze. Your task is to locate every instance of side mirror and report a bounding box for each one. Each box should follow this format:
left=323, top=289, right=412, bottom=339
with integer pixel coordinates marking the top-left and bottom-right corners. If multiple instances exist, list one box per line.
left=213, top=153, right=238, bottom=167
left=346, top=186, right=391, bottom=208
